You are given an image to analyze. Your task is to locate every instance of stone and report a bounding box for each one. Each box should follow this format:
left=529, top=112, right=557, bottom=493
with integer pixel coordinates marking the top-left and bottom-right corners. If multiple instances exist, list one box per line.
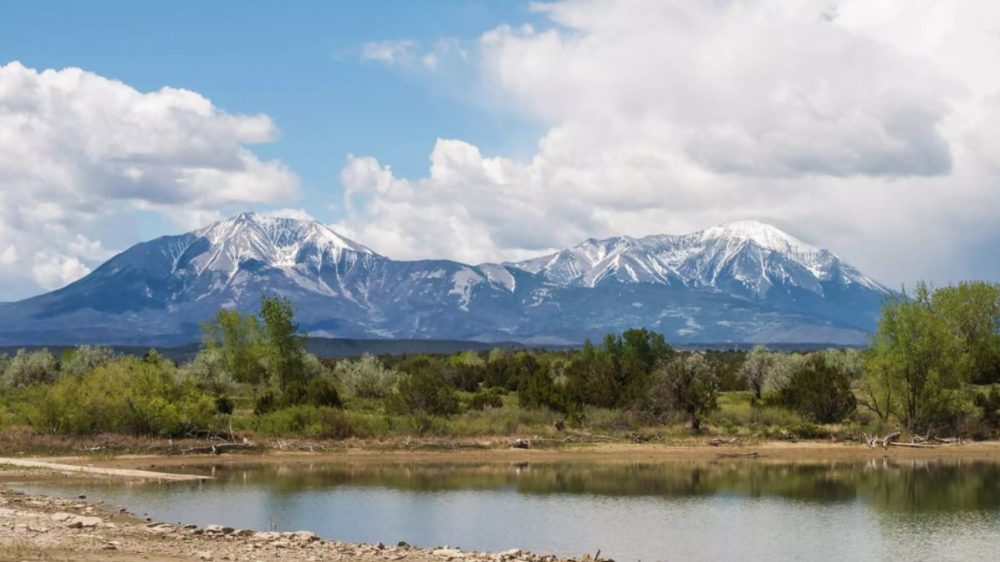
left=434, top=548, right=464, bottom=558
left=50, top=512, right=73, bottom=522
left=290, top=530, right=320, bottom=542
left=196, top=551, right=214, bottom=561
left=66, top=515, right=102, bottom=529
left=205, top=524, right=235, bottom=535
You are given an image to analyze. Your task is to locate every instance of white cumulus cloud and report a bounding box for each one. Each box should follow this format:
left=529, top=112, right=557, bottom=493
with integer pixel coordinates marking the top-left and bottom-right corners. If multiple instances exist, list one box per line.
left=336, top=0, right=1000, bottom=286
left=0, top=61, right=299, bottom=296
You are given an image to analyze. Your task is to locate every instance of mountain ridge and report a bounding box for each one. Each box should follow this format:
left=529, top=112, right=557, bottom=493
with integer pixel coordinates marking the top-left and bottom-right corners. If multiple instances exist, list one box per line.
left=0, top=213, right=891, bottom=346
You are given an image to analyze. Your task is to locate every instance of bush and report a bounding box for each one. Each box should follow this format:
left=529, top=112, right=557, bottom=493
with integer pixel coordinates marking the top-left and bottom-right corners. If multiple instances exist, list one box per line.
left=2, top=349, right=59, bottom=389
left=776, top=354, right=856, bottom=424
left=60, top=345, right=115, bottom=377
left=258, top=375, right=342, bottom=412
left=254, top=390, right=279, bottom=415
left=975, top=386, right=1000, bottom=430
left=468, top=388, right=504, bottom=411
left=386, top=369, right=460, bottom=416
left=335, top=354, right=400, bottom=398
left=215, top=396, right=235, bottom=415
left=304, top=376, right=342, bottom=408
left=242, top=405, right=359, bottom=439
left=649, top=354, right=719, bottom=430
left=18, top=357, right=219, bottom=436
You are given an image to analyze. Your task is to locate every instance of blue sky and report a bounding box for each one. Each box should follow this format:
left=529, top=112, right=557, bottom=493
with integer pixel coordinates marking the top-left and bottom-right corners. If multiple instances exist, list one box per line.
left=1, top=1, right=999, bottom=299
left=0, top=1, right=543, bottom=238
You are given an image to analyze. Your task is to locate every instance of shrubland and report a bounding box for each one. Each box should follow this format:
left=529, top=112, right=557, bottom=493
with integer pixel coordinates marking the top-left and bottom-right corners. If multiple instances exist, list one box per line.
left=0, top=282, right=998, bottom=446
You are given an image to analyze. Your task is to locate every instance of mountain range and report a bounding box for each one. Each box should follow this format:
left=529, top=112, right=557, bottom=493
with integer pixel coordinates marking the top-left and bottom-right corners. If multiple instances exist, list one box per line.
left=0, top=213, right=891, bottom=346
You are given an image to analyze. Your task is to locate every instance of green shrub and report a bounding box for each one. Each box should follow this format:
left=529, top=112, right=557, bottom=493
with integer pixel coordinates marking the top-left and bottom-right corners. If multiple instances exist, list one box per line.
left=242, top=405, right=359, bottom=439
left=468, top=388, right=505, bottom=411
left=776, top=354, right=856, bottom=423
left=649, top=354, right=719, bottom=430
left=254, top=390, right=279, bottom=415
left=60, top=345, right=116, bottom=377
left=386, top=369, right=460, bottom=416
left=18, top=357, right=219, bottom=436
left=335, top=354, right=400, bottom=398
left=215, top=396, right=235, bottom=415
left=2, top=349, right=59, bottom=389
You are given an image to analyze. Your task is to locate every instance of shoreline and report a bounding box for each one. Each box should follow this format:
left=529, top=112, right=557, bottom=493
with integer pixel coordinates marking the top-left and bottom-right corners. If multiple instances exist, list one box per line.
left=9, top=439, right=1000, bottom=476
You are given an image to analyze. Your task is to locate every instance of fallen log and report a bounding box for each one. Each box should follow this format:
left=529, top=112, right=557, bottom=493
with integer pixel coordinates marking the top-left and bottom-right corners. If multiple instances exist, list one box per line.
left=933, top=437, right=962, bottom=444
left=180, top=442, right=258, bottom=455
left=717, top=452, right=760, bottom=459
left=888, top=442, right=937, bottom=449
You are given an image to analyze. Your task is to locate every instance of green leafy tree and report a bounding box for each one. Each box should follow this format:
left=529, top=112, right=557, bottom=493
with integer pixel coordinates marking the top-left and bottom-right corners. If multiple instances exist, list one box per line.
left=739, top=345, right=775, bottom=400
left=863, top=284, right=966, bottom=431
left=564, top=329, right=674, bottom=409
left=650, top=354, right=719, bottom=431
left=932, top=282, right=1000, bottom=384
left=259, top=296, right=307, bottom=390
left=202, top=308, right=265, bottom=386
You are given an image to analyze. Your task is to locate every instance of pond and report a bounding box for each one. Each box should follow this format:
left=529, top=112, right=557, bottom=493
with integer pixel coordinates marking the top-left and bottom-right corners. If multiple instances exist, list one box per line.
left=20, top=459, right=1000, bottom=561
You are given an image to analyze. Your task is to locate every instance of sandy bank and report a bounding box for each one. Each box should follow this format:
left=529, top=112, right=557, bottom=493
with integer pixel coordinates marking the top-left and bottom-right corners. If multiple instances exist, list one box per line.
left=30, top=439, right=1000, bottom=472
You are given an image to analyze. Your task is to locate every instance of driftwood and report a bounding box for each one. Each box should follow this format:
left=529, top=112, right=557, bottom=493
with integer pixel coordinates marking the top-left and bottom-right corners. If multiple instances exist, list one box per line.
left=180, top=442, right=258, bottom=455
left=933, top=437, right=963, bottom=444
left=864, top=432, right=901, bottom=449
left=627, top=432, right=662, bottom=444
left=709, top=437, right=742, bottom=446
left=888, top=442, right=937, bottom=449
left=717, top=451, right=760, bottom=459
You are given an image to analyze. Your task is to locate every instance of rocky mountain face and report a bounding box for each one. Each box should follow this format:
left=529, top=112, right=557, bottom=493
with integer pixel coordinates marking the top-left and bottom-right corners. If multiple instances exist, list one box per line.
left=0, top=213, right=891, bottom=346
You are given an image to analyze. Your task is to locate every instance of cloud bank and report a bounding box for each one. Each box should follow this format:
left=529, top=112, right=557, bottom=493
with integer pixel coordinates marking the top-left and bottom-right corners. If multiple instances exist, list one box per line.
left=337, top=0, right=1000, bottom=286
left=0, top=61, right=298, bottom=294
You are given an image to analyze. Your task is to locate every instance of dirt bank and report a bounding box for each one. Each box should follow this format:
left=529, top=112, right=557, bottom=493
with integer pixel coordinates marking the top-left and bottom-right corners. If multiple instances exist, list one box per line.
left=20, top=439, right=1000, bottom=474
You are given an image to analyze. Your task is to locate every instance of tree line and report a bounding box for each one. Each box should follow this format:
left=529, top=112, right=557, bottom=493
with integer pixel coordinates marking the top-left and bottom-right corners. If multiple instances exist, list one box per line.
left=0, top=282, right=997, bottom=440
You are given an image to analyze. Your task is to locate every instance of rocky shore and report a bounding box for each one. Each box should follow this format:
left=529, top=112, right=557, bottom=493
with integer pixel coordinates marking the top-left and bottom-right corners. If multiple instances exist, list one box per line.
left=0, top=486, right=587, bottom=562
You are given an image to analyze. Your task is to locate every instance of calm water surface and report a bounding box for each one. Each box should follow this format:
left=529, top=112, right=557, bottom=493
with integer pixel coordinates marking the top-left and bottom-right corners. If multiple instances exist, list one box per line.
left=21, top=460, right=1000, bottom=561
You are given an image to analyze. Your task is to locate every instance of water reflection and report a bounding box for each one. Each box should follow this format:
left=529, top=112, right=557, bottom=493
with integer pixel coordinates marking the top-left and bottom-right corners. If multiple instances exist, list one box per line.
left=22, top=460, right=1000, bottom=562
left=175, top=459, right=1000, bottom=513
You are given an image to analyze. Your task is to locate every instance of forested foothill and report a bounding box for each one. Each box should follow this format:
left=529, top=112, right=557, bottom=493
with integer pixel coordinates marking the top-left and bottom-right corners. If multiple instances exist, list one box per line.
left=1, top=282, right=998, bottom=448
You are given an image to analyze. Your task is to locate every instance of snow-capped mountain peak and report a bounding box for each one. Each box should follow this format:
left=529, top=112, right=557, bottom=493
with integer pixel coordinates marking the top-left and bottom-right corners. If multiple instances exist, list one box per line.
left=0, top=213, right=892, bottom=347
left=510, top=221, right=889, bottom=298
left=697, top=220, right=817, bottom=256
left=197, top=212, right=373, bottom=256
left=188, top=212, right=376, bottom=275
